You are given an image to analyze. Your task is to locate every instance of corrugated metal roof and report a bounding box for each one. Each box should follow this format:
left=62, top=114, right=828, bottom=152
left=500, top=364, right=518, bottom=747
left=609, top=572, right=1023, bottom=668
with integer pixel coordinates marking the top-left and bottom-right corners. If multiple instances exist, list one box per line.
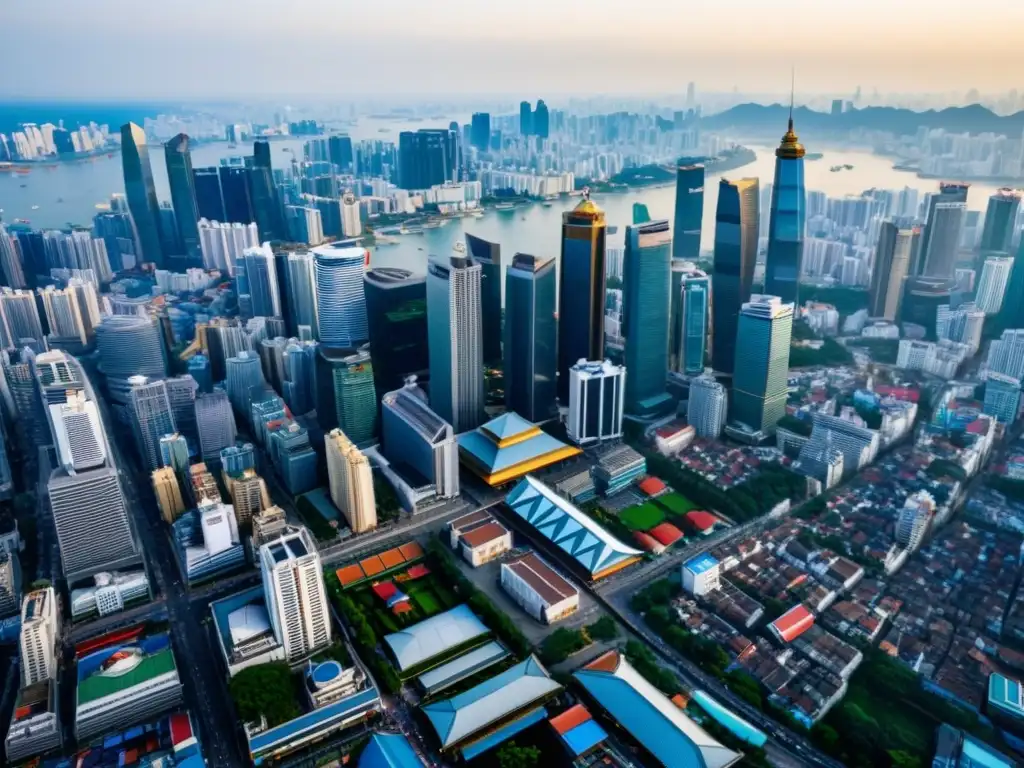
left=383, top=605, right=489, bottom=672
left=359, top=732, right=422, bottom=768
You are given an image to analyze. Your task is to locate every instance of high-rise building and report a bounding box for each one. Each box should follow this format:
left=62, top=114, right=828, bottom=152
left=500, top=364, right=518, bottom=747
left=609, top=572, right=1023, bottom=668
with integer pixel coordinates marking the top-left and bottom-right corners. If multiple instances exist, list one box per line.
left=229, top=470, right=270, bottom=525
left=188, top=354, right=212, bottom=393
left=319, top=347, right=378, bottom=444
left=976, top=255, right=1013, bottom=315
left=153, top=466, right=186, bottom=523
left=328, top=134, right=354, bottom=172
left=381, top=378, right=459, bottom=499
left=364, top=268, right=428, bottom=398
left=983, top=372, right=1021, bottom=425
left=198, top=219, right=259, bottom=275
left=95, top=314, right=169, bottom=408
left=128, top=377, right=177, bottom=471
left=159, top=433, right=190, bottom=473
left=687, top=371, right=727, bottom=438
left=0, top=552, right=21, bottom=617
left=427, top=253, right=485, bottom=433
left=120, top=122, right=165, bottom=266
left=623, top=220, right=673, bottom=416
left=250, top=140, right=283, bottom=242
left=0, top=223, right=27, bottom=289
left=731, top=295, right=793, bottom=436
left=711, top=178, right=759, bottom=374
left=918, top=182, right=969, bottom=278
left=225, top=350, right=265, bottom=416
left=195, top=391, right=237, bottom=461
left=895, top=491, right=934, bottom=551
left=470, top=113, right=491, bottom=152
left=520, top=101, right=533, bottom=136
left=869, top=223, right=919, bottom=320
left=980, top=189, right=1021, bottom=253
left=282, top=340, right=317, bottom=416
left=558, top=196, right=607, bottom=402
left=677, top=267, right=710, bottom=376
left=193, top=166, right=226, bottom=222
left=341, top=192, right=361, bottom=238
left=899, top=276, right=956, bottom=339
left=164, top=134, right=201, bottom=262
left=397, top=129, right=450, bottom=190
left=240, top=244, right=282, bottom=319
left=566, top=359, right=625, bottom=445
left=1001, top=236, right=1024, bottom=330
left=465, top=234, right=503, bottom=369
left=672, top=164, right=704, bottom=261
left=763, top=113, right=806, bottom=305
left=219, top=163, right=254, bottom=224
left=20, top=588, right=58, bottom=687
left=220, top=443, right=256, bottom=478
left=259, top=527, right=332, bottom=661
left=284, top=252, right=318, bottom=338
left=0, top=288, right=45, bottom=349
left=313, top=243, right=368, bottom=350
left=504, top=253, right=557, bottom=422
left=39, top=285, right=88, bottom=346
left=326, top=429, right=377, bottom=533
left=534, top=99, right=549, bottom=139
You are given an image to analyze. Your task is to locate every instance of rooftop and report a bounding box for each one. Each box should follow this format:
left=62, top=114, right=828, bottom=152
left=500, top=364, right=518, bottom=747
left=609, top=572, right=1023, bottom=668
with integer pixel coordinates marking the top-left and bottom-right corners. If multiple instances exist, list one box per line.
left=359, top=732, right=422, bottom=768
left=77, top=637, right=177, bottom=705
left=685, top=553, right=720, bottom=576
left=383, top=604, right=489, bottom=672
left=989, top=673, right=1024, bottom=719
left=458, top=413, right=581, bottom=486
left=502, top=551, right=578, bottom=605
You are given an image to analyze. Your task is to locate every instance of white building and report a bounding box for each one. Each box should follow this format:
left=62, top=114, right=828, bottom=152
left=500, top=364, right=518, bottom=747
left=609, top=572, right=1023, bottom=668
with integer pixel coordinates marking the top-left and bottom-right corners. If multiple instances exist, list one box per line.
left=687, top=371, right=727, bottom=439
left=681, top=554, right=721, bottom=597
left=861, top=321, right=899, bottom=340
left=20, top=588, right=58, bottom=687
left=896, top=491, right=935, bottom=551
left=325, top=429, right=377, bottom=533
left=448, top=511, right=513, bottom=567
left=259, top=527, right=332, bottom=661
left=198, top=219, right=259, bottom=275
left=500, top=552, right=579, bottom=624
left=341, top=192, right=362, bottom=237
left=975, top=255, right=1013, bottom=314
left=567, top=359, right=625, bottom=445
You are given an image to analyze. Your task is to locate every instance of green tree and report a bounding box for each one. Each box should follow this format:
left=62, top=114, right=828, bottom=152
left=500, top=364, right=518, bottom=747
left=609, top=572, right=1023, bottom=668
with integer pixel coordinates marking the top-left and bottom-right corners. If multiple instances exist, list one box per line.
left=587, top=615, right=619, bottom=642
left=229, top=663, right=300, bottom=726
left=496, top=742, right=541, bottom=768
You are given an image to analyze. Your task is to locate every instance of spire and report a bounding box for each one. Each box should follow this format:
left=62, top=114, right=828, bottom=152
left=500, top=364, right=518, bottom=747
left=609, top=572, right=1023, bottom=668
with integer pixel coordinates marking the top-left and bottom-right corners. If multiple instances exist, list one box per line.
left=777, top=70, right=805, bottom=160
left=788, top=67, right=795, bottom=133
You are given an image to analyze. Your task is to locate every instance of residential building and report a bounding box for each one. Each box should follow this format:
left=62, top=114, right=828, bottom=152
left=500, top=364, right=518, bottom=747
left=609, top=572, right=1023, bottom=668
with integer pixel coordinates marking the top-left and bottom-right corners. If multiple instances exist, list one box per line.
left=504, top=253, right=557, bottom=422
left=0, top=288, right=45, bottom=349
left=259, top=527, right=332, bottom=661
left=240, top=244, right=282, bottom=319
left=341, top=192, right=361, bottom=237
left=567, top=359, right=625, bottom=445
left=764, top=114, right=807, bottom=305
left=895, top=491, right=935, bottom=551
left=20, top=587, right=58, bottom=686
left=687, top=371, right=727, bottom=438
left=732, top=295, right=793, bottom=436
left=984, top=372, right=1021, bottom=425
left=326, top=429, right=377, bottom=533
left=128, top=377, right=176, bottom=471
left=976, top=255, right=1013, bottom=314
left=120, top=122, right=165, bottom=266
left=711, top=178, right=759, bottom=374
left=198, top=219, right=259, bottom=275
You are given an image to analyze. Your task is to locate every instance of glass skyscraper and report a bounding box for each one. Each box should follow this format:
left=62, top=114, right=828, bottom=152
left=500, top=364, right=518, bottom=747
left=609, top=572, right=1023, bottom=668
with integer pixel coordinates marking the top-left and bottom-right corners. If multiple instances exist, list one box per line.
left=732, top=295, right=793, bottom=436
left=711, top=178, right=759, bottom=375
left=364, top=267, right=428, bottom=398
left=672, top=163, right=704, bottom=261
left=623, top=220, right=673, bottom=416
left=120, top=122, right=165, bottom=267
left=164, top=134, right=201, bottom=263
left=397, top=130, right=450, bottom=190
left=980, top=188, right=1021, bottom=253
left=465, top=234, right=502, bottom=369
left=918, top=182, right=969, bottom=278
left=219, top=163, right=254, bottom=224
left=558, top=196, right=607, bottom=402
left=471, top=113, right=491, bottom=152
left=313, top=243, right=369, bottom=351
left=504, top=253, right=557, bottom=423
left=678, top=268, right=710, bottom=376
left=763, top=117, right=806, bottom=305
left=250, top=140, right=283, bottom=241
left=193, top=167, right=226, bottom=222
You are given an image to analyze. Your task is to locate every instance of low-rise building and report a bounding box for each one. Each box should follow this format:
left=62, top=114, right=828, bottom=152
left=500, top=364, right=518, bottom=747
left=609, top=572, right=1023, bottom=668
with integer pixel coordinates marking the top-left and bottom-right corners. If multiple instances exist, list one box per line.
left=500, top=552, right=580, bottom=624
left=448, top=511, right=512, bottom=567
left=682, top=553, right=721, bottom=597
left=4, top=679, right=61, bottom=762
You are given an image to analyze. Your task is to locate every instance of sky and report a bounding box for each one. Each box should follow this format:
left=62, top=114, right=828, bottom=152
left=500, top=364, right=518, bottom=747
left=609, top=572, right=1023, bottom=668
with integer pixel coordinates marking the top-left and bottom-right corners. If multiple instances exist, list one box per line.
left=4, top=0, right=1023, bottom=100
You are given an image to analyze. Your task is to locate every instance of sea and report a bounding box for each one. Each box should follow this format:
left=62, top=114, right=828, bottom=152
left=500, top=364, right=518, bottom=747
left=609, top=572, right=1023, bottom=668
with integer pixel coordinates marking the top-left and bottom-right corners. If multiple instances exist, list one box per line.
left=0, top=113, right=1009, bottom=282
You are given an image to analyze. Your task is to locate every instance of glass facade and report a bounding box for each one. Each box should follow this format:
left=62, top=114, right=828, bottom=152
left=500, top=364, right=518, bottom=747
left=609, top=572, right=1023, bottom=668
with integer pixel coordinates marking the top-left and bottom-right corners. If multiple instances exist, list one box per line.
left=164, top=134, right=201, bottom=263
left=364, top=268, right=429, bottom=397
left=711, top=178, right=759, bottom=374
left=672, top=164, right=704, bottom=261
left=250, top=140, right=283, bottom=241
left=219, top=165, right=254, bottom=224
left=465, top=234, right=503, bottom=369
left=623, top=221, right=673, bottom=416
left=193, top=167, right=225, bottom=222
left=679, top=272, right=709, bottom=376
left=313, top=244, right=370, bottom=350
left=980, top=191, right=1021, bottom=253
left=732, top=297, right=793, bottom=434
left=505, top=254, right=557, bottom=422
left=120, top=122, right=165, bottom=267
left=764, top=151, right=806, bottom=305
left=398, top=130, right=450, bottom=190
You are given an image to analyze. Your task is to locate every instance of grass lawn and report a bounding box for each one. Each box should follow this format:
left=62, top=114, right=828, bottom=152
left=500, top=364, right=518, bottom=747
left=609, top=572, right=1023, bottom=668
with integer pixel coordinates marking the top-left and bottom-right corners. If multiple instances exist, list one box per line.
left=831, top=682, right=935, bottom=756
left=620, top=502, right=666, bottom=532
left=657, top=492, right=699, bottom=516
left=406, top=584, right=441, bottom=615
left=350, top=572, right=459, bottom=635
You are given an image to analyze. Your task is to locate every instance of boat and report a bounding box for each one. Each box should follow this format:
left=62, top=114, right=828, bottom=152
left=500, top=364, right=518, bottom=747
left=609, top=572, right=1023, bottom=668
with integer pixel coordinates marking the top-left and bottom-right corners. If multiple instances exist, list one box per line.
left=494, top=202, right=516, bottom=212
left=423, top=221, right=442, bottom=229
left=470, top=210, right=484, bottom=218
left=805, top=152, right=824, bottom=161
left=31, top=205, right=39, bottom=210
left=13, top=218, right=29, bottom=224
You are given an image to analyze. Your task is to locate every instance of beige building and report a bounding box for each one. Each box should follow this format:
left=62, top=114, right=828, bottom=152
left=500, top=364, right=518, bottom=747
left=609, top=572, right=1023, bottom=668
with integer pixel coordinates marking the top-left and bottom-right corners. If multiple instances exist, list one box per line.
left=325, top=429, right=377, bottom=533
left=152, top=466, right=186, bottom=524
left=252, top=505, right=288, bottom=548
left=228, top=470, right=271, bottom=524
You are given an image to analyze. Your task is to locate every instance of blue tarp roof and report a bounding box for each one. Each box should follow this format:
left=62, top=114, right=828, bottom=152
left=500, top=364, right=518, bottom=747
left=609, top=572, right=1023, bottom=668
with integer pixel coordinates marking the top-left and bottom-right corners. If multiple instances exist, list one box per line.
left=359, top=732, right=422, bottom=768
left=561, top=719, right=608, bottom=756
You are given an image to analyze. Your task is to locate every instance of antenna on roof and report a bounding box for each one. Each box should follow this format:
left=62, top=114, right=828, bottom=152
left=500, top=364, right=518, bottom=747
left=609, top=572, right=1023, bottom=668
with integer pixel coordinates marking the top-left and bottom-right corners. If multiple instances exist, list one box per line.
left=789, top=67, right=796, bottom=131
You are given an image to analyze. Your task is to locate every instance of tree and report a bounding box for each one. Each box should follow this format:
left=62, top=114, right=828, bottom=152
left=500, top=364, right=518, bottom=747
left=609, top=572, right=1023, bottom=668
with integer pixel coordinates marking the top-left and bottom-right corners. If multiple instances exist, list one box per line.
left=229, top=663, right=300, bottom=727
left=587, top=615, right=619, bottom=642
left=497, top=742, right=541, bottom=768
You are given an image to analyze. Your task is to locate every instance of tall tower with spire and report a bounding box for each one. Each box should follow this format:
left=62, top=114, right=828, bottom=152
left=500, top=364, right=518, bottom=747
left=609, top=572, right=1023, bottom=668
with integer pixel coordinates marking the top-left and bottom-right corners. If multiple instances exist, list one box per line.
left=763, top=80, right=807, bottom=306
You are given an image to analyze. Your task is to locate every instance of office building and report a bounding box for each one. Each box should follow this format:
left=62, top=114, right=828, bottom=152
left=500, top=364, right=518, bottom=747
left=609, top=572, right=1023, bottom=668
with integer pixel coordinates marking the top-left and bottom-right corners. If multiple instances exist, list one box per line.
left=470, top=113, right=491, bottom=152
left=259, top=527, right=332, bottom=661
left=284, top=251, right=319, bottom=338
left=558, top=196, right=607, bottom=401
left=193, top=166, right=226, bottom=222
left=364, top=267, right=428, bottom=397
left=240, top=244, right=282, bottom=318
left=976, top=255, right=1013, bottom=314
left=504, top=253, right=557, bottom=422
left=220, top=443, right=256, bottom=479
left=20, top=588, right=58, bottom=686
left=286, top=205, right=324, bottom=246
left=313, top=243, right=368, bottom=350
left=427, top=253, right=485, bottom=433
left=153, top=466, right=186, bottom=523
left=0, top=550, right=21, bottom=617
left=567, top=359, right=625, bottom=445
left=164, top=134, right=201, bottom=262
left=465, top=234, right=503, bottom=368
left=326, top=429, right=377, bottom=533
left=341, top=191, right=361, bottom=237
left=268, top=420, right=319, bottom=495
left=899, top=276, right=956, bottom=339
left=128, top=377, right=177, bottom=471
left=711, top=178, right=759, bottom=374
left=172, top=498, right=245, bottom=585
left=732, top=295, right=793, bottom=436
left=219, top=162, right=254, bottom=224
left=159, top=432, right=190, bottom=473
left=328, top=134, right=353, bottom=171
left=673, top=164, right=704, bottom=261
left=226, top=350, right=264, bottom=416
left=198, top=219, right=259, bottom=275
left=398, top=129, right=450, bottom=190
left=623, top=220, right=673, bottom=416
left=95, top=315, right=168, bottom=406
left=687, top=371, right=727, bottom=438
left=984, top=372, right=1021, bottom=425
left=0, top=288, right=45, bottom=349
left=919, top=183, right=969, bottom=278
left=250, top=140, right=283, bottom=241
left=895, top=491, right=934, bottom=551
left=381, top=377, right=460, bottom=499
left=120, top=122, right=165, bottom=266
left=229, top=471, right=270, bottom=524
left=980, top=189, right=1021, bottom=253
left=869, top=224, right=919, bottom=321
left=195, top=392, right=237, bottom=461
left=319, top=346, right=378, bottom=443
left=764, top=113, right=807, bottom=305
left=675, top=267, right=710, bottom=376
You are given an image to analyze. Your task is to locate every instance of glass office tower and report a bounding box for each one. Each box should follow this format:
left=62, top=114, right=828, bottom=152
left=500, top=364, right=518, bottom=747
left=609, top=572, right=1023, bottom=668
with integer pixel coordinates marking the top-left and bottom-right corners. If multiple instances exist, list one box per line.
left=364, top=267, right=428, bottom=398
left=164, top=134, right=201, bottom=263
left=120, top=122, right=165, bottom=267
left=465, top=234, right=502, bottom=369
left=504, top=253, right=557, bottom=423
left=763, top=117, right=806, bottom=305
left=672, top=163, right=704, bottom=261
left=250, top=140, right=283, bottom=242
left=558, top=195, right=607, bottom=402
left=711, top=178, right=759, bottom=375
left=732, top=295, right=793, bottom=436
left=623, top=220, right=673, bottom=416
left=678, top=268, right=710, bottom=376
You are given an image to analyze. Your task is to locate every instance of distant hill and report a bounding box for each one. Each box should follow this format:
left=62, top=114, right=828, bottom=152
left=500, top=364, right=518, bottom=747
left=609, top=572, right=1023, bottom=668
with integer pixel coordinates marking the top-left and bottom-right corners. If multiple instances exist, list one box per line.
left=702, top=103, right=1024, bottom=138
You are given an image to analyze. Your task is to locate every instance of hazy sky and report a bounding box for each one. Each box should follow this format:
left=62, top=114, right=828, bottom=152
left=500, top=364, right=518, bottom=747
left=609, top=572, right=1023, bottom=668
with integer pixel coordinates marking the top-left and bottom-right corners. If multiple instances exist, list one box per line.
left=4, top=0, right=1022, bottom=100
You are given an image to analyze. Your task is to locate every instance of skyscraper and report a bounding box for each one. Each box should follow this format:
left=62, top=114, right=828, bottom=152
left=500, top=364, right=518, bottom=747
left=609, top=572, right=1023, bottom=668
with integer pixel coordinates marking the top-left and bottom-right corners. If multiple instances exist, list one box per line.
left=677, top=267, right=710, bottom=376
left=918, top=182, right=969, bottom=278
left=976, top=254, right=1013, bottom=315
left=241, top=244, right=282, bottom=318
left=427, top=253, right=484, bottom=433
left=980, top=188, right=1021, bottom=253
left=465, top=234, right=503, bottom=368
left=471, top=113, right=491, bottom=152
left=763, top=112, right=806, bottom=305
left=121, top=122, right=166, bottom=264
left=195, top=391, right=237, bottom=461
left=1002, top=237, right=1024, bottom=330
left=869, top=225, right=919, bottom=322
left=731, top=295, right=793, bottom=436
left=534, top=100, right=549, bottom=139
left=566, top=359, right=625, bottom=446
left=39, top=285, right=88, bottom=346
left=219, top=163, right=254, bottom=224
left=159, top=433, right=190, bottom=474
left=259, top=527, right=332, bottom=661
left=95, top=315, right=169, bottom=407
left=558, top=196, right=607, bottom=402
left=397, top=130, right=449, bottom=190
left=284, top=252, right=319, bottom=338
left=364, top=268, right=428, bottom=398
left=198, top=219, right=259, bottom=275
left=250, top=140, right=283, bottom=242
left=623, top=220, right=673, bottom=416
left=0, top=224, right=26, bottom=289
left=153, top=466, right=186, bottom=523
left=0, top=288, right=44, bottom=350
left=320, top=347, right=378, bottom=444
left=193, top=166, right=226, bottom=222
left=20, top=588, right=57, bottom=687
left=520, top=101, right=533, bottom=136
left=128, top=377, right=177, bottom=472
left=328, top=134, right=354, bottom=172
left=687, top=372, right=727, bottom=438
left=381, top=378, right=459, bottom=500
left=164, top=134, right=201, bottom=263
left=672, top=163, right=704, bottom=261
left=711, top=178, right=759, bottom=374
left=504, top=253, right=557, bottom=422
left=313, top=244, right=369, bottom=350
left=341, top=192, right=361, bottom=238
left=326, top=429, right=377, bottom=533
left=895, top=491, right=934, bottom=551
left=225, top=350, right=265, bottom=415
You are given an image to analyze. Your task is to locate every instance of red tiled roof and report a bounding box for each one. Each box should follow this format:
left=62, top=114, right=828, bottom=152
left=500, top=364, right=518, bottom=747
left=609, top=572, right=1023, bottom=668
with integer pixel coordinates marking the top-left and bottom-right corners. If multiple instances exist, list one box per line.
left=459, top=520, right=509, bottom=549
left=638, top=477, right=667, bottom=496
left=633, top=531, right=664, bottom=554
left=770, top=604, right=815, bottom=643
left=684, top=510, right=719, bottom=531
left=649, top=522, right=684, bottom=547
left=336, top=564, right=365, bottom=587
left=379, top=548, right=406, bottom=570
left=360, top=555, right=386, bottom=577
left=398, top=541, right=424, bottom=561
left=550, top=704, right=592, bottom=735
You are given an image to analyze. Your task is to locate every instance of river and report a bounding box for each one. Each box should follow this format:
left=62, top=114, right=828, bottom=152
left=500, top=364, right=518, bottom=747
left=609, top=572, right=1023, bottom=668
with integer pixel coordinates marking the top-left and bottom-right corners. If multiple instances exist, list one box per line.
left=0, top=115, right=1009, bottom=280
